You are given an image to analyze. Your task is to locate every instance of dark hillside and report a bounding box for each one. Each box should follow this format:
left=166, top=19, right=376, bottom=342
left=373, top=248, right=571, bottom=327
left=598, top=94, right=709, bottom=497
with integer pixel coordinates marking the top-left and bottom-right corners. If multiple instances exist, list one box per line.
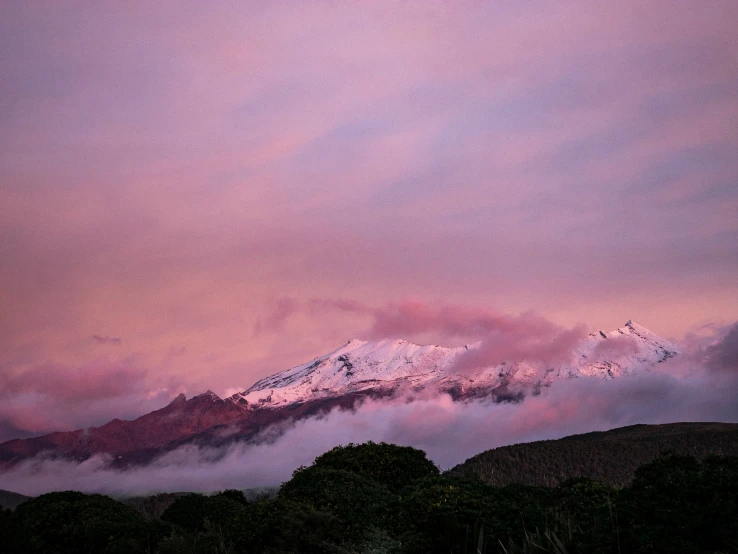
left=0, top=489, right=31, bottom=510
left=448, top=422, right=738, bottom=486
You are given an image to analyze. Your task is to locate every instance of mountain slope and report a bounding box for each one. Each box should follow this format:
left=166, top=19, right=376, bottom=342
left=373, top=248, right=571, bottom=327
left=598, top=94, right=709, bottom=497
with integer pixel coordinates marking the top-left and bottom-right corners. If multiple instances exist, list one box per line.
left=447, top=422, right=738, bottom=487
left=0, top=321, right=679, bottom=468
left=0, top=391, right=249, bottom=468
left=0, top=489, right=31, bottom=510
left=235, top=320, right=678, bottom=407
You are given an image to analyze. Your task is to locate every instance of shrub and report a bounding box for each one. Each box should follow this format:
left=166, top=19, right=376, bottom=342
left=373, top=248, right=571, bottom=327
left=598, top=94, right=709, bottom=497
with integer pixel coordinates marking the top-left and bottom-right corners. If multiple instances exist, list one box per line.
left=8, top=491, right=153, bottom=553
left=309, top=441, right=440, bottom=492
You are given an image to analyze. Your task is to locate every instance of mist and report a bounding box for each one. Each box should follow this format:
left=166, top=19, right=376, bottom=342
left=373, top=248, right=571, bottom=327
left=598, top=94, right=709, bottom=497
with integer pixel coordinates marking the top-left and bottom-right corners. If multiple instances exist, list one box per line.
left=2, top=364, right=737, bottom=497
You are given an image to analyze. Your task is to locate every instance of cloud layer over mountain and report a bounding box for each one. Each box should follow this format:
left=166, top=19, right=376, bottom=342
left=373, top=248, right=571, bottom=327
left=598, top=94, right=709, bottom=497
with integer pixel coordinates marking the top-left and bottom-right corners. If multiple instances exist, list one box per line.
left=1, top=322, right=736, bottom=496
left=2, top=1, right=737, bottom=415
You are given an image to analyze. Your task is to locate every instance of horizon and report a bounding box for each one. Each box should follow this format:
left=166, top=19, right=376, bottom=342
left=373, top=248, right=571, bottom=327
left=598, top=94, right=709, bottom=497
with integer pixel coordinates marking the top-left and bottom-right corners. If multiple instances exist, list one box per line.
left=0, top=315, right=687, bottom=442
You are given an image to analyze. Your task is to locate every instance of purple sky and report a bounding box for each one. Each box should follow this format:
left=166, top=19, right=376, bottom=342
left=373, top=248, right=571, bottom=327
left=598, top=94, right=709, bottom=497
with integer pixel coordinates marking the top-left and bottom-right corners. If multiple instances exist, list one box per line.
left=1, top=1, right=737, bottom=440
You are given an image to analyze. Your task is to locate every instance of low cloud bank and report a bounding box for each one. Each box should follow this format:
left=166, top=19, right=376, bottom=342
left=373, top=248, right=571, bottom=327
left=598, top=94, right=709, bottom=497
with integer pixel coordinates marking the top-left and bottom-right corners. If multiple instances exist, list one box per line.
left=705, top=322, right=738, bottom=372
left=0, top=363, right=177, bottom=442
left=2, top=318, right=735, bottom=497
left=276, top=298, right=589, bottom=373
left=2, top=368, right=737, bottom=497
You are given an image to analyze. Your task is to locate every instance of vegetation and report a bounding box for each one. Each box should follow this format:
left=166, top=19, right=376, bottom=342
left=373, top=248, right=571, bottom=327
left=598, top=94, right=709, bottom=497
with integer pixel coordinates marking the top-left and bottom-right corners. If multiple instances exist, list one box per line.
left=0, top=438, right=737, bottom=552
left=449, top=422, right=738, bottom=486
left=0, top=489, right=31, bottom=511
left=305, top=442, right=440, bottom=492
left=122, top=492, right=185, bottom=520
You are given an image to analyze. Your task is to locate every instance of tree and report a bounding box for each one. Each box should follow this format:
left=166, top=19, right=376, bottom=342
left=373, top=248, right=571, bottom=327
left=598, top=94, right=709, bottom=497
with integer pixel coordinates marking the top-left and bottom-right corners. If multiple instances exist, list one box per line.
left=308, top=441, right=440, bottom=492
left=280, top=467, right=393, bottom=537
left=620, top=454, right=738, bottom=553
left=8, top=491, right=155, bottom=553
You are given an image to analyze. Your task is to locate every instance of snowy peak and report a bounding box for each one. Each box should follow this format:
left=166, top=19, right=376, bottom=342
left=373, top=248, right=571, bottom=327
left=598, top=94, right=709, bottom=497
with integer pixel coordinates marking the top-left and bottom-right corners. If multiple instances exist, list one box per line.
left=573, top=320, right=679, bottom=378
left=234, top=321, right=680, bottom=409
left=238, top=337, right=467, bottom=407
left=0, top=321, right=681, bottom=469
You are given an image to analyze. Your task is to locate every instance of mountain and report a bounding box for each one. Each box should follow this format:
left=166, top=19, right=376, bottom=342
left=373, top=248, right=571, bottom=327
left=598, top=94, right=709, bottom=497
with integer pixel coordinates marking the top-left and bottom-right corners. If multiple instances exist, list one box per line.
left=234, top=320, right=678, bottom=406
left=0, top=321, right=679, bottom=468
left=0, top=489, right=31, bottom=510
left=0, top=391, right=250, bottom=468
left=448, top=421, right=738, bottom=487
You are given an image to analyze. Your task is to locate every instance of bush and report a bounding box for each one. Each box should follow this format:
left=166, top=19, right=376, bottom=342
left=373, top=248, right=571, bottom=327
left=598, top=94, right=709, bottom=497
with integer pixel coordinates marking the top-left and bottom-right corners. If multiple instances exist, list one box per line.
left=161, top=493, right=210, bottom=531
left=280, top=467, right=393, bottom=536
left=550, top=478, right=618, bottom=551
left=392, top=476, right=549, bottom=553
left=7, top=491, right=155, bottom=553
left=3, top=447, right=737, bottom=554
left=309, top=441, right=440, bottom=492
left=620, top=454, right=738, bottom=553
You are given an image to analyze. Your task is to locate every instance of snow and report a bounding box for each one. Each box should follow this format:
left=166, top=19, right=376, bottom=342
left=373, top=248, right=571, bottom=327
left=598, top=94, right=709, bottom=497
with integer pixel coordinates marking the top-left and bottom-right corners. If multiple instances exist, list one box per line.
left=233, top=321, right=680, bottom=409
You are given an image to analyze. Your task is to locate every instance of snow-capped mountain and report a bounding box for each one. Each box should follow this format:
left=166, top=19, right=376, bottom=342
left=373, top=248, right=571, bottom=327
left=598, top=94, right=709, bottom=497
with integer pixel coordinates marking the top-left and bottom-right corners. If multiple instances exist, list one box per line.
left=0, top=321, right=679, bottom=468
left=233, top=320, right=679, bottom=408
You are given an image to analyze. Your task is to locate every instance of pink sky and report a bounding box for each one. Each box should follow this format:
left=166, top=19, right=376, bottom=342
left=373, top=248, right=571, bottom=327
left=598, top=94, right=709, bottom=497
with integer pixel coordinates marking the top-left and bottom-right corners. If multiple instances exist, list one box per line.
left=1, top=1, right=737, bottom=440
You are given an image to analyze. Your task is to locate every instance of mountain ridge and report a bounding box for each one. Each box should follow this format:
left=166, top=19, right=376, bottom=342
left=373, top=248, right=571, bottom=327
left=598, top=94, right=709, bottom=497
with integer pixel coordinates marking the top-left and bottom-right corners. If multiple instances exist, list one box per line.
left=232, top=320, right=679, bottom=407
left=0, top=321, right=679, bottom=469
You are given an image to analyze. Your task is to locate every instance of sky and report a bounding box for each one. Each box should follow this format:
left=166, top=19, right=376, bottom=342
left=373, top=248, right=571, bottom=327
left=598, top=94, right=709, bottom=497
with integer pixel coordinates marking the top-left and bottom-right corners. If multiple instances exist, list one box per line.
left=1, top=1, right=737, bottom=442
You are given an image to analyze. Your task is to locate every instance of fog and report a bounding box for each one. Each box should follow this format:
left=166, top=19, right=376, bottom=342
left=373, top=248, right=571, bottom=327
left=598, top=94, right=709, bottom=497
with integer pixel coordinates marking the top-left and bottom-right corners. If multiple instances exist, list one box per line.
left=2, top=366, right=737, bottom=497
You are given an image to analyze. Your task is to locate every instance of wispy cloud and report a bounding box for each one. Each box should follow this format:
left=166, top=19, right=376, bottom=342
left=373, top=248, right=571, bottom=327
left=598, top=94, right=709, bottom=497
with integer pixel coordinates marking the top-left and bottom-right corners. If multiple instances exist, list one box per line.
left=2, top=368, right=737, bottom=497
left=91, top=335, right=122, bottom=345
left=0, top=363, right=177, bottom=442
left=2, top=321, right=736, bottom=496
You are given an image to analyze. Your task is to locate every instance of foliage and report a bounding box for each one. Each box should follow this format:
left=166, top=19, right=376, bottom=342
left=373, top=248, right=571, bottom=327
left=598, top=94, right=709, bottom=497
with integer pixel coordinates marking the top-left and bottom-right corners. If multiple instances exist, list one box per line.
left=0, top=505, right=10, bottom=553
left=215, top=488, right=249, bottom=506
left=2, top=441, right=738, bottom=553
left=161, top=493, right=211, bottom=531
left=392, top=476, right=550, bottom=553
left=4, top=490, right=162, bottom=553
left=123, top=492, right=183, bottom=519
left=280, top=467, right=393, bottom=530
left=548, top=478, right=618, bottom=552
left=308, top=441, right=440, bottom=492
left=449, top=422, right=738, bottom=486
left=619, top=454, right=738, bottom=553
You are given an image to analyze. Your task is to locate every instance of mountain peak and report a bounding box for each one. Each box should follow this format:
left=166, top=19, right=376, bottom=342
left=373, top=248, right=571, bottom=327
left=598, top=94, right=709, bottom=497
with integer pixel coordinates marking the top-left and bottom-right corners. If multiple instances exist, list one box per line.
left=622, top=320, right=661, bottom=337
left=194, top=390, right=221, bottom=401
left=236, top=322, right=681, bottom=409
left=0, top=322, right=683, bottom=469
left=167, top=393, right=187, bottom=406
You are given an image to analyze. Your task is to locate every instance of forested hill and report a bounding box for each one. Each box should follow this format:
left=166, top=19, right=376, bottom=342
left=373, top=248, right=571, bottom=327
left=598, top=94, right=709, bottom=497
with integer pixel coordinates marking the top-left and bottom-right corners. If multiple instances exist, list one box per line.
left=0, top=490, right=30, bottom=511
left=448, top=421, right=738, bottom=487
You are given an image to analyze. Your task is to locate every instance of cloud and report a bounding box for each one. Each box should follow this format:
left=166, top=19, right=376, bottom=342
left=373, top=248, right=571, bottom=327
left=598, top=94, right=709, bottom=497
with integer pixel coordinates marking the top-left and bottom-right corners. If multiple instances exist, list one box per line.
left=91, top=335, right=122, bottom=345
left=590, top=334, right=640, bottom=360
left=705, top=323, right=738, bottom=372
left=0, top=1, right=737, bottom=495
left=302, top=298, right=586, bottom=372
left=0, top=1, right=737, bottom=401
left=0, top=363, right=177, bottom=442
left=449, top=318, right=587, bottom=375
left=253, top=298, right=299, bottom=335
left=1, top=367, right=737, bottom=497
left=1, top=322, right=735, bottom=496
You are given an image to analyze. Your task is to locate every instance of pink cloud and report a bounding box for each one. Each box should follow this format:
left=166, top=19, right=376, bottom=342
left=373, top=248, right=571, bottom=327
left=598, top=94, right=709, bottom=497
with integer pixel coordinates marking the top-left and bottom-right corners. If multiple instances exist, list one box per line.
left=591, top=334, right=640, bottom=360
left=0, top=0, right=736, bottom=428
left=3, top=367, right=738, bottom=496
left=705, top=323, right=738, bottom=372
left=301, top=298, right=587, bottom=372
left=91, top=335, right=122, bottom=345
left=2, top=320, right=737, bottom=495
left=0, top=363, right=178, bottom=442
left=253, top=298, right=299, bottom=335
